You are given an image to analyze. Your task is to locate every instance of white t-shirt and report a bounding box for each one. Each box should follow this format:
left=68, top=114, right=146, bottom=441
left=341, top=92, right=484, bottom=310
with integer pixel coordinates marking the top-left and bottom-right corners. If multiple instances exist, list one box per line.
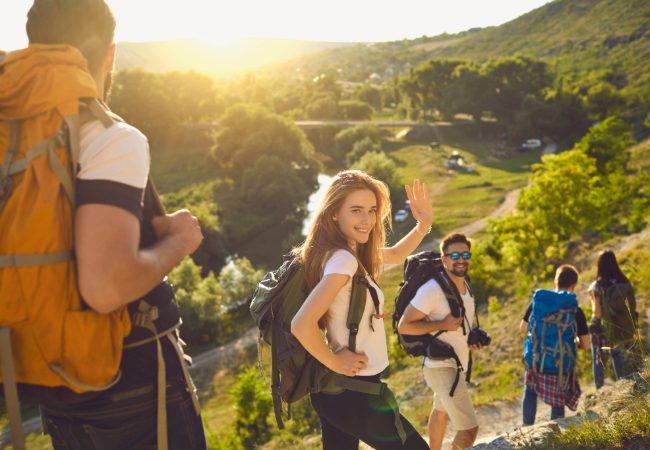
left=410, top=278, right=475, bottom=371
left=77, top=120, right=149, bottom=220
left=322, top=249, right=389, bottom=376
left=79, top=120, right=149, bottom=187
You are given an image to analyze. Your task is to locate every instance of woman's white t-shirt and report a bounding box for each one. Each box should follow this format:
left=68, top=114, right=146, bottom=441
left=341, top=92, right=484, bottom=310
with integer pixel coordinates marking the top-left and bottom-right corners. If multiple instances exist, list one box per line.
left=322, top=249, right=389, bottom=376
left=410, top=279, right=475, bottom=371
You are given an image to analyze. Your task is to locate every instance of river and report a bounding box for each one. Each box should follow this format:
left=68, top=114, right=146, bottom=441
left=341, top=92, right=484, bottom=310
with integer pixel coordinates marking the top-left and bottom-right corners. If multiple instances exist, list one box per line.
left=302, top=173, right=334, bottom=235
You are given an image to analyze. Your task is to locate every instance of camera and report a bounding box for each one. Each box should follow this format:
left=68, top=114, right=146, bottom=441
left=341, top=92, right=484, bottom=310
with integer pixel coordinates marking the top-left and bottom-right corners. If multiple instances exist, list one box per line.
left=467, top=327, right=491, bottom=347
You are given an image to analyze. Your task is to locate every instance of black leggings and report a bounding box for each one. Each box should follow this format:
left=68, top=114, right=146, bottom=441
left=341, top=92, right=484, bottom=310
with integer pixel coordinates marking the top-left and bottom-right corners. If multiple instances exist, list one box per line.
left=310, top=376, right=428, bottom=450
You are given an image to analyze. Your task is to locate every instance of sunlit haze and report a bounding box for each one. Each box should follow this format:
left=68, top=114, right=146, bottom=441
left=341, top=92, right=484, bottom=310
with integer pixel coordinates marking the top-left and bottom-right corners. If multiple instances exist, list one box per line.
left=3, top=0, right=553, bottom=50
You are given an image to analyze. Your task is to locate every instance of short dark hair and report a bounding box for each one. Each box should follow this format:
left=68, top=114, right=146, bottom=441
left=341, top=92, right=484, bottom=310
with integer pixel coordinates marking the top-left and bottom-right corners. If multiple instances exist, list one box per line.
left=555, top=264, right=579, bottom=290
left=440, top=232, right=471, bottom=254
left=26, top=0, right=115, bottom=72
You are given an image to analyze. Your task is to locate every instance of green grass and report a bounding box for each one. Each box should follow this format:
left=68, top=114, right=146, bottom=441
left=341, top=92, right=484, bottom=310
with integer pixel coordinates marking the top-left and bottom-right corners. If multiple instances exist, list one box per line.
left=389, top=123, right=541, bottom=238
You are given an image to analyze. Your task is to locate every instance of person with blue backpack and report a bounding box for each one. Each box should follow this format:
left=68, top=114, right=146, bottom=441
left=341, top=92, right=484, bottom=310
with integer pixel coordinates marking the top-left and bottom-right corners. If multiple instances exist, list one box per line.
left=519, top=265, right=589, bottom=425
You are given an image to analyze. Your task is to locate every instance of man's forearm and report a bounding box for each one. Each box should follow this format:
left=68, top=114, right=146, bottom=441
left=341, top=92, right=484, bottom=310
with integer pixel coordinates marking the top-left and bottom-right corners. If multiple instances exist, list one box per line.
left=399, top=319, right=449, bottom=336
left=82, top=235, right=187, bottom=313
left=115, top=235, right=187, bottom=302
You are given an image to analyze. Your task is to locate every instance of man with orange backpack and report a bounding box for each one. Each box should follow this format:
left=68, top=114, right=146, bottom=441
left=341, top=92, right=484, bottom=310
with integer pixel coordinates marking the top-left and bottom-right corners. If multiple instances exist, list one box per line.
left=0, top=1, right=206, bottom=449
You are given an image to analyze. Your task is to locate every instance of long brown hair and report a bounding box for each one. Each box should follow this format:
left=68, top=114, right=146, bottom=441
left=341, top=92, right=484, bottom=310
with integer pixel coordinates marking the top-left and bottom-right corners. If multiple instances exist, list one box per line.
left=295, top=170, right=392, bottom=290
left=596, top=250, right=629, bottom=284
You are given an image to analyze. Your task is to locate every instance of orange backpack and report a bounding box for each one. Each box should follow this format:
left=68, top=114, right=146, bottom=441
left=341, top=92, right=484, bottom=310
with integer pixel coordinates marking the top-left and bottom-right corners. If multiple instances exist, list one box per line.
left=0, top=45, right=131, bottom=396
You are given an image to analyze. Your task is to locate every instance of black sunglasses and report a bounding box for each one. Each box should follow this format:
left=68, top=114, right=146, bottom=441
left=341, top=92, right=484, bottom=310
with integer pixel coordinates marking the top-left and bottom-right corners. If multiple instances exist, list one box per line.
left=444, top=251, right=472, bottom=261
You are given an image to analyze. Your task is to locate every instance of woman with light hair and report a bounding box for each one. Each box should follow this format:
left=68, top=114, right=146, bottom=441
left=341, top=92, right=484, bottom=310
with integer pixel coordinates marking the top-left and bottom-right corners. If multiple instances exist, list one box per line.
left=291, top=170, right=432, bottom=449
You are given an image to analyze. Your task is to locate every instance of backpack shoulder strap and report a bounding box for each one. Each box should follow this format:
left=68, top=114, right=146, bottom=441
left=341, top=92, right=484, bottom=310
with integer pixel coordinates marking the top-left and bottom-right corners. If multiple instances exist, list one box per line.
left=432, top=268, right=467, bottom=332
left=347, top=267, right=370, bottom=352
left=79, top=98, right=118, bottom=128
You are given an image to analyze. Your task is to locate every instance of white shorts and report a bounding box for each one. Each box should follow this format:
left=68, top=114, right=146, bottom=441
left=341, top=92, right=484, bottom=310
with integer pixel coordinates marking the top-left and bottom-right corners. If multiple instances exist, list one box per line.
left=423, top=366, right=478, bottom=431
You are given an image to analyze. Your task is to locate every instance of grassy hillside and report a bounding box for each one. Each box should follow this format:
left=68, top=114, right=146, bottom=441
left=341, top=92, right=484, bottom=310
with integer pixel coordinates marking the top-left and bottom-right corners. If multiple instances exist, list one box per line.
left=424, top=0, right=650, bottom=86
left=291, top=0, right=650, bottom=105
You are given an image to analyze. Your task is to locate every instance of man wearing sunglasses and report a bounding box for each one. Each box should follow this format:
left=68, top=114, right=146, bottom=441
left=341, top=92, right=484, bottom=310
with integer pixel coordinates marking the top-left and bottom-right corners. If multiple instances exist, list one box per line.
left=398, top=233, right=480, bottom=450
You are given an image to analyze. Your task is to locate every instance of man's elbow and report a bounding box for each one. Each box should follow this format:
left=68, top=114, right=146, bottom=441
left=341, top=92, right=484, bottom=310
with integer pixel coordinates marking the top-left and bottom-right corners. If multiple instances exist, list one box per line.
left=78, top=276, right=124, bottom=314
left=397, top=318, right=412, bottom=335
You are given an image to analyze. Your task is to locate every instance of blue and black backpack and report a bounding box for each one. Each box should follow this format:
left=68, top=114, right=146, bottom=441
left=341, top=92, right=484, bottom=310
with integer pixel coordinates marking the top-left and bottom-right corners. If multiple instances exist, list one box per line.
left=524, top=289, right=578, bottom=385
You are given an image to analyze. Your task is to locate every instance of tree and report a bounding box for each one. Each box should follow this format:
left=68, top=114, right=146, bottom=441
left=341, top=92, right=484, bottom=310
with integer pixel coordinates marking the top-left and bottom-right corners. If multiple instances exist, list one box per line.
left=346, top=136, right=382, bottom=166
left=444, top=63, right=490, bottom=121
left=574, top=116, right=634, bottom=174
left=401, top=59, right=462, bottom=118
left=110, top=69, right=224, bottom=146
left=212, top=104, right=319, bottom=243
left=354, top=84, right=382, bottom=110
left=240, top=155, right=311, bottom=219
left=541, top=90, right=590, bottom=146
left=490, top=150, right=601, bottom=285
left=163, top=181, right=228, bottom=275
left=482, top=56, right=552, bottom=124
left=340, top=100, right=373, bottom=120
left=212, top=104, right=319, bottom=188
left=585, top=82, right=626, bottom=121
left=305, top=95, right=340, bottom=120
left=159, top=71, right=224, bottom=123
left=334, top=123, right=383, bottom=162
left=352, top=151, right=403, bottom=206
left=110, top=69, right=175, bottom=145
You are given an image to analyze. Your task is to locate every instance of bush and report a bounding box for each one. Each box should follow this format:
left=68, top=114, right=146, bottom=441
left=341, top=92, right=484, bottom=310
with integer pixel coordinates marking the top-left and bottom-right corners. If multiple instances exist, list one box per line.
left=170, top=257, right=263, bottom=348
left=231, top=367, right=273, bottom=449
left=346, top=136, right=382, bottom=165
left=334, top=123, right=383, bottom=161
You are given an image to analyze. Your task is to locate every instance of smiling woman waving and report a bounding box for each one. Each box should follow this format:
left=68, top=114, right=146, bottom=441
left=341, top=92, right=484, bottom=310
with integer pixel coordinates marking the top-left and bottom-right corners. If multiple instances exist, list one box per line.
left=291, top=170, right=432, bottom=450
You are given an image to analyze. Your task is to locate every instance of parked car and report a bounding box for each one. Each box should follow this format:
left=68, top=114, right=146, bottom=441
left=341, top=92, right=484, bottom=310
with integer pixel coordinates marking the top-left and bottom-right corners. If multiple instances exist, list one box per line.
left=394, top=209, right=409, bottom=222
left=519, top=138, right=542, bottom=151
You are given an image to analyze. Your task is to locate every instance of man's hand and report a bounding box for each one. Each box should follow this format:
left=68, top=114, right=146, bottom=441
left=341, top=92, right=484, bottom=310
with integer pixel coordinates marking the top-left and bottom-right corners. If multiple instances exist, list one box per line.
left=469, top=343, right=483, bottom=351
left=152, top=209, right=203, bottom=257
left=440, top=313, right=463, bottom=331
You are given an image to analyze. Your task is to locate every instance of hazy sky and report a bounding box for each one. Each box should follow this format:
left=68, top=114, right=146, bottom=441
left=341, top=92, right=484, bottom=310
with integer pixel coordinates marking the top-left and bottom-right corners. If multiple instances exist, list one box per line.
left=3, top=0, right=553, bottom=50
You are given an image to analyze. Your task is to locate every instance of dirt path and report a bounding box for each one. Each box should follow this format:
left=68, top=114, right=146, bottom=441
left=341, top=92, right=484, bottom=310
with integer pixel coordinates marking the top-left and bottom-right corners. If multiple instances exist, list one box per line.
left=359, top=397, right=576, bottom=449
left=448, top=396, right=576, bottom=447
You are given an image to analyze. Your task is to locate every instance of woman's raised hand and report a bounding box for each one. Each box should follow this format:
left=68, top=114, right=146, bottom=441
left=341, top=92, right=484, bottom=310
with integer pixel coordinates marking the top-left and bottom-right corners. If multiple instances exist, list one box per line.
left=405, top=179, right=433, bottom=228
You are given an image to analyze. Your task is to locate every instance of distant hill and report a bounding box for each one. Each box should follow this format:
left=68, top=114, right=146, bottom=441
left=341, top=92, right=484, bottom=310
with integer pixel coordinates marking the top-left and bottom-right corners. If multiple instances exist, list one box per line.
left=115, top=38, right=355, bottom=77
left=286, top=0, right=649, bottom=92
